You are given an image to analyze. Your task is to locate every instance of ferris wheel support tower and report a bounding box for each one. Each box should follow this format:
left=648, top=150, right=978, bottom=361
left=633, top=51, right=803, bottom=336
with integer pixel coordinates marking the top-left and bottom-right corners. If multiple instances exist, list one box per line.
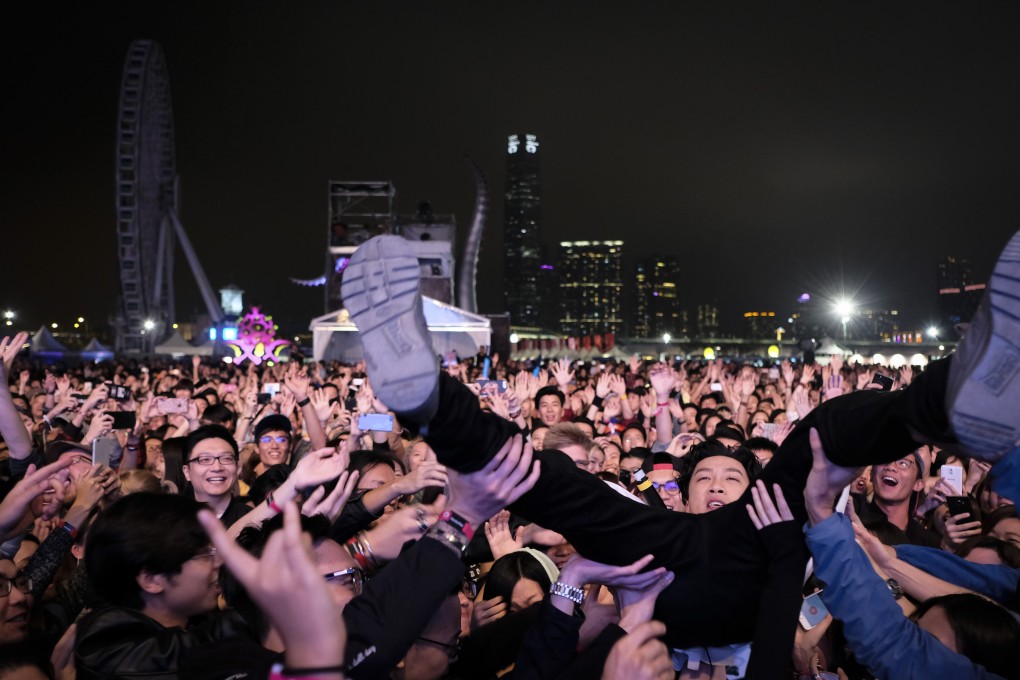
left=113, top=40, right=222, bottom=354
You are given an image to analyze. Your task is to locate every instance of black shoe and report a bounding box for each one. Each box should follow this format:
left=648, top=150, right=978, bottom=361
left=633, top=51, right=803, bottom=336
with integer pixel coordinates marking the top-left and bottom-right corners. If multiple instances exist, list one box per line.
left=946, top=230, right=1020, bottom=462
left=341, top=235, right=439, bottom=423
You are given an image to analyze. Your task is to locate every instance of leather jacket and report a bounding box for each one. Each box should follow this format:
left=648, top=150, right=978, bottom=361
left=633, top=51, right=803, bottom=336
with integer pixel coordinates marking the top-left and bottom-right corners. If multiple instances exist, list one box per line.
left=75, top=606, right=251, bottom=680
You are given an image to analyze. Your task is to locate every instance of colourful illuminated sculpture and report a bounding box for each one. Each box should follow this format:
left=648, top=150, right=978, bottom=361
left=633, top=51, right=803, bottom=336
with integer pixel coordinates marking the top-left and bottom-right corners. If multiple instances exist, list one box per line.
left=226, top=307, right=288, bottom=365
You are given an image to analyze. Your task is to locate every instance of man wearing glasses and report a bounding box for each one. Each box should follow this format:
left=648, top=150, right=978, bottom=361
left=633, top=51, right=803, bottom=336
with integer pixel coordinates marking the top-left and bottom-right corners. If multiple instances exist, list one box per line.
left=643, top=452, right=685, bottom=512
left=182, top=425, right=249, bottom=527
left=852, top=451, right=941, bottom=548
left=0, top=559, right=33, bottom=646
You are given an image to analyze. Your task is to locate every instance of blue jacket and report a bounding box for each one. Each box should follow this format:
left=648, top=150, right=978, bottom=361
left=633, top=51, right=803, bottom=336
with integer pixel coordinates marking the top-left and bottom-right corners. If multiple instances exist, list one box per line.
left=805, top=513, right=1005, bottom=680
left=895, top=543, right=1019, bottom=606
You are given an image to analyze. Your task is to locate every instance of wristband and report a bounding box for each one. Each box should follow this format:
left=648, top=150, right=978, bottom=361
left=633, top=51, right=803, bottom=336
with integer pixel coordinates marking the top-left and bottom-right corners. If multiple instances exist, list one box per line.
left=22, top=534, right=40, bottom=545
left=426, top=521, right=469, bottom=555
left=297, top=397, right=311, bottom=408
left=60, top=520, right=78, bottom=540
left=266, top=492, right=283, bottom=514
left=549, top=581, right=585, bottom=605
left=591, top=395, right=604, bottom=409
left=270, top=662, right=346, bottom=680
left=438, top=510, right=474, bottom=540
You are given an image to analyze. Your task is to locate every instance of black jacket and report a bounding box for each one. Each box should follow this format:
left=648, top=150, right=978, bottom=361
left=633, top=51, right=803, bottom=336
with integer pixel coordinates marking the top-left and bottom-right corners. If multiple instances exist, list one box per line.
left=75, top=606, right=251, bottom=680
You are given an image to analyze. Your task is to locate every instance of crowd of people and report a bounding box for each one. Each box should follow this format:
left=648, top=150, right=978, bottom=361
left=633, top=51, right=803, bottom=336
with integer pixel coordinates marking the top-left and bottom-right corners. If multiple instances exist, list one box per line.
left=2, top=233, right=1020, bottom=680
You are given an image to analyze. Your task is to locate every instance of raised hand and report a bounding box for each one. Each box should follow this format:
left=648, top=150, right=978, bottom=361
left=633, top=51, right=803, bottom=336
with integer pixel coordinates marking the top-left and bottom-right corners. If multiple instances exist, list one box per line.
left=791, top=385, right=813, bottom=421
left=290, top=446, right=348, bottom=491
left=484, top=509, right=523, bottom=560
left=804, top=428, right=862, bottom=526
left=309, top=388, right=333, bottom=424
left=470, top=596, right=508, bottom=631
left=745, top=480, right=794, bottom=530
left=284, top=373, right=311, bottom=401
left=301, top=470, right=359, bottom=523
left=0, top=332, right=28, bottom=373
left=648, top=363, right=675, bottom=399
left=199, top=502, right=345, bottom=672
left=942, top=511, right=983, bottom=551
left=445, top=433, right=541, bottom=527
left=601, top=620, right=673, bottom=680
left=392, top=460, right=448, bottom=496
left=550, top=359, right=575, bottom=390
left=0, top=458, right=74, bottom=539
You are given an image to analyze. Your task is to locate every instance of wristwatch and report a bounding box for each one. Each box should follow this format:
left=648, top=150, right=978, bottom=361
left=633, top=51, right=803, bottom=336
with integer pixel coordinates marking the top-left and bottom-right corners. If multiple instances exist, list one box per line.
left=885, top=578, right=904, bottom=600
left=549, top=581, right=585, bottom=605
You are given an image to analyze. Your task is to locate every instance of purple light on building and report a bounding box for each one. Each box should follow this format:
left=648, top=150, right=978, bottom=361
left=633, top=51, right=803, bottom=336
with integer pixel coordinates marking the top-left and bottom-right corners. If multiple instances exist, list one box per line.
left=540, top=264, right=554, bottom=270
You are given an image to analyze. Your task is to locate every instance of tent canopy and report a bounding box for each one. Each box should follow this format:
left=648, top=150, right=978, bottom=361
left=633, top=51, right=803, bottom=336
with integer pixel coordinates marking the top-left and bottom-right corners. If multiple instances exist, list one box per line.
left=31, top=327, right=67, bottom=356
left=80, top=338, right=114, bottom=361
left=155, top=330, right=211, bottom=357
left=310, top=297, right=491, bottom=363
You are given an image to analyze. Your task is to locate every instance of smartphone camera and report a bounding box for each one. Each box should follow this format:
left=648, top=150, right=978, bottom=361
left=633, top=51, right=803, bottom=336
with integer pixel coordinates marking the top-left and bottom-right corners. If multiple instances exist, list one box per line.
left=109, top=385, right=131, bottom=401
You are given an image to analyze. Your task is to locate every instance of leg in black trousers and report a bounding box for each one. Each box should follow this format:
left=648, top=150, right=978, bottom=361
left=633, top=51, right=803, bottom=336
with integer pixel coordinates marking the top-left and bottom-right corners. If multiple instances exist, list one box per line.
left=423, top=362, right=953, bottom=656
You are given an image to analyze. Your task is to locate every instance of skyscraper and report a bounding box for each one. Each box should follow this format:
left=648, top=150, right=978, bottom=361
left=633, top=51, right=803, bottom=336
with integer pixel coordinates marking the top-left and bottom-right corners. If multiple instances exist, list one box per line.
left=937, top=256, right=985, bottom=330
left=632, top=257, right=681, bottom=338
left=559, top=241, right=624, bottom=336
left=503, top=133, right=543, bottom=327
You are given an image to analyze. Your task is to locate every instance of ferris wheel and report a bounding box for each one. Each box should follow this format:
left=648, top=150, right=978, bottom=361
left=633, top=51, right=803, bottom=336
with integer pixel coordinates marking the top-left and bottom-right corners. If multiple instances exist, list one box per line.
left=114, top=40, right=223, bottom=353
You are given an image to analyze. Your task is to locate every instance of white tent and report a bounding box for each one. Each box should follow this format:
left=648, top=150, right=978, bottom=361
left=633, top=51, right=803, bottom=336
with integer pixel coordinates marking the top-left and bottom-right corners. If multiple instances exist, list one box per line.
left=30, top=327, right=67, bottom=358
left=154, top=330, right=210, bottom=357
left=814, top=337, right=850, bottom=365
left=80, top=338, right=114, bottom=362
left=310, top=297, right=491, bottom=363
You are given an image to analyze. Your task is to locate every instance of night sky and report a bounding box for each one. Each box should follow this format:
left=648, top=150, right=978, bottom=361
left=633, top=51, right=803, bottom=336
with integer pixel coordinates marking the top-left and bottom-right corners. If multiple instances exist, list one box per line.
left=4, top=2, right=1020, bottom=336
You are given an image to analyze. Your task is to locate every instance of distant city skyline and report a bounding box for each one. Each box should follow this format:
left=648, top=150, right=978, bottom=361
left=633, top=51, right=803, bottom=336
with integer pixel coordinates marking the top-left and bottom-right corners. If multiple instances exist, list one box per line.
left=3, top=4, right=1019, bottom=341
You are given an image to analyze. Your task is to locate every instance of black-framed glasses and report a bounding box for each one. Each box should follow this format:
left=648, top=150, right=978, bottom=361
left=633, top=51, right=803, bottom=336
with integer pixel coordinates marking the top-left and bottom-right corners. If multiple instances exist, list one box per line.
left=0, top=573, right=33, bottom=597
left=417, top=635, right=460, bottom=661
left=187, top=454, right=238, bottom=467
left=259, top=435, right=290, bottom=444
left=651, top=480, right=681, bottom=495
left=881, top=458, right=915, bottom=471
left=324, top=567, right=363, bottom=595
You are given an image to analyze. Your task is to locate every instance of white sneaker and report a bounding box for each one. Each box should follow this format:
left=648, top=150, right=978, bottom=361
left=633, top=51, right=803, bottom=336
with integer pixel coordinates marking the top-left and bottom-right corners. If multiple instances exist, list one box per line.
left=946, top=230, right=1020, bottom=462
left=341, top=235, right=439, bottom=421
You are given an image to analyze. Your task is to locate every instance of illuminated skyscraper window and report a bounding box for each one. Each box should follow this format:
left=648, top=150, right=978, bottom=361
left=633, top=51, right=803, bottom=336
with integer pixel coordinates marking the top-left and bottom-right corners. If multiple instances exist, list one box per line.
left=559, top=241, right=624, bottom=335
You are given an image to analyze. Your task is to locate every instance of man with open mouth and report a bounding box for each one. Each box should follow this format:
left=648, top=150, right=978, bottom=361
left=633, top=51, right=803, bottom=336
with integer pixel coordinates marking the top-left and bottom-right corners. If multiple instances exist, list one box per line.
left=852, top=451, right=942, bottom=548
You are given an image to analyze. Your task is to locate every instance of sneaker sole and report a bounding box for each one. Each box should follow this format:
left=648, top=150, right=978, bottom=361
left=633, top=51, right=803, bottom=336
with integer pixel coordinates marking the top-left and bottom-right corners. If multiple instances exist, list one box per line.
left=341, top=235, right=438, bottom=413
left=947, top=230, right=1020, bottom=460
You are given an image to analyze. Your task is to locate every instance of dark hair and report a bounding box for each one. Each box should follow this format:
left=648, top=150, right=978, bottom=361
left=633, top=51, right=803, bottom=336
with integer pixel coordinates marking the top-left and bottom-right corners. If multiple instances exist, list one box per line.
left=910, top=594, right=1020, bottom=676
left=0, top=647, right=52, bottom=679
left=202, top=404, right=236, bottom=430
left=185, top=425, right=239, bottom=460
left=348, top=450, right=398, bottom=479
left=484, top=551, right=553, bottom=608
left=744, top=437, right=779, bottom=456
left=767, top=409, right=786, bottom=423
left=161, top=436, right=189, bottom=495
left=223, top=514, right=333, bottom=641
left=956, top=535, right=1020, bottom=568
left=679, top=440, right=762, bottom=503
left=983, top=505, right=1018, bottom=535
left=85, top=493, right=208, bottom=610
left=622, top=446, right=651, bottom=464
left=710, top=424, right=746, bottom=444
left=621, top=423, right=646, bottom=441
left=534, top=386, right=565, bottom=408
left=246, top=464, right=292, bottom=506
